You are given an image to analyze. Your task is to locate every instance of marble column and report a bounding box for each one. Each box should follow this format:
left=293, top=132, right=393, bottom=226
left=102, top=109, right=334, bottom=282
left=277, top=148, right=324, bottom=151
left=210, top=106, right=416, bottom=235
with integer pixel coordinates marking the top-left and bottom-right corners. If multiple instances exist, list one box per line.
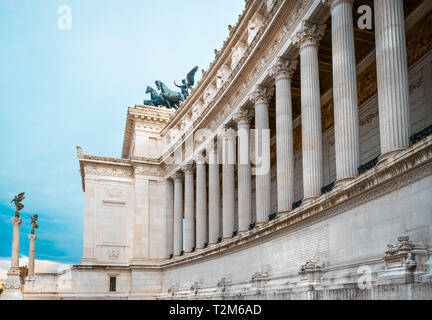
left=292, top=20, right=326, bottom=200
left=250, top=85, right=273, bottom=223
left=207, top=141, right=220, bottom=244
left=10, top=217, right=22, bottom=273
left=234, top=108, right=252, bottom=232
left=164, top=179, right=174, bottom=258
left=270, top=57, right=297, bottom=212
left=195, top=151, right=207, bottom=249
left=374, top=0, right=411, bottom=159
left=221, top=127, right=236, bottom=238
left=324, top=0, right=360, bottom=183
left=27, top=234, right=37, bottom=280
left=173, top=172, right=184, bottom=256
left=183, top=164, right=195, bottom=253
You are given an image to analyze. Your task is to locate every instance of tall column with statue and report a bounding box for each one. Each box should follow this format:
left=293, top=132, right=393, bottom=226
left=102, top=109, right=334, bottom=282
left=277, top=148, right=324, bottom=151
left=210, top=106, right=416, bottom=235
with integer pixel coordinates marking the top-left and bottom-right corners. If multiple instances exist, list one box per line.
left=1, top=193, right=25, bottom=300
left=27, top=214, right=39, bottom=281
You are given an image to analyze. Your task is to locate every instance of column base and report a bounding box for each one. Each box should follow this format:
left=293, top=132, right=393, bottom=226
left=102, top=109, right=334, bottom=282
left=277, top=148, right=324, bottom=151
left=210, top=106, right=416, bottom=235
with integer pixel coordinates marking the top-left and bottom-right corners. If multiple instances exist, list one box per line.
left=334, top=177, right=355, bottom=187
left=378, top=148, right=407, bottom=163
left=301, top=197, right=319, bottom=207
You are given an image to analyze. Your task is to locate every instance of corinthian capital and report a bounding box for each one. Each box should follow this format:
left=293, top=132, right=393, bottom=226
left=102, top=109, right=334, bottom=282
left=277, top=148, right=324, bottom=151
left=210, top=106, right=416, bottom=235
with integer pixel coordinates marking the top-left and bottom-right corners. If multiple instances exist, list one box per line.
left=219, top=126, right=237, bottom=141
left=233, top=106, right=253, bottom=125
left=194, top=150, right=207, bottom=165
left=11, top=217, right=22, bottom=226
left=249, top=85, right=274, bottom=105
left=321, top=0, right=353, bottom=12
left=182, top=164, right=195, bottom=174
left=269, top=57, right=298, bottom=81
left=291, top=20, right=326, bottom=49
left=172, top=171, right=184, bottom=182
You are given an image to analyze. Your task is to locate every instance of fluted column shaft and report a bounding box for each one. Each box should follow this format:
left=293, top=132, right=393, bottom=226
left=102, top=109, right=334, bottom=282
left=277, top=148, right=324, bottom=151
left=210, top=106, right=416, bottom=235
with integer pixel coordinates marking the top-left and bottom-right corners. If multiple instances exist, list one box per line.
left=164, top=179, right=174, bottom=258
left=374, top=0, right=411, bottom=158
left=195, top=155, right=207, bottom=249
left=236, top=111, right=252, bottom=232
left=271, top=58, right=297, bottom=212
left=173, top=174, right=183, bottom=256
left=222, top=128, right=236, bottom=238
left=28, top=234, right=37, bottom=279
left=208, top=143, right=220, bottom=244
left=183, top=165, right=195, bottom=252
left=293, top=21, right=326, bottom=200
left=328, top=0, right=360, bottom=182
left=10, top=217, right=22, bottom=271
left=251, top=86, right=273, bottom=223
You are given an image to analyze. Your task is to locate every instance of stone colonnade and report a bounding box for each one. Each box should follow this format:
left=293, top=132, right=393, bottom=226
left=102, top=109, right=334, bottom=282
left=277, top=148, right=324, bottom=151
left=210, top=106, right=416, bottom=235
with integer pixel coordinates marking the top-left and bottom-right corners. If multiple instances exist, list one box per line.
left=164, top=0, right=412, bottom=257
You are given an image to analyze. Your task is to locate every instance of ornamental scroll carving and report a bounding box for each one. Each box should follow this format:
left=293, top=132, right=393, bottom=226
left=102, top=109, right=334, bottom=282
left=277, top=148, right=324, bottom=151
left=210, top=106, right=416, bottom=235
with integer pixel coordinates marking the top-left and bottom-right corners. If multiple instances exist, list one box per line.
left=84, top=165, right=133, bottom=178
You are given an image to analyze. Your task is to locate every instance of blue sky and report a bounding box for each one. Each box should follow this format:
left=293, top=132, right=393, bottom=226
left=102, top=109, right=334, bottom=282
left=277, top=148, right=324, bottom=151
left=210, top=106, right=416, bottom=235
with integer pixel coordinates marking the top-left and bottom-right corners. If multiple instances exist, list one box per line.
left=0, top=0, right=244, bottom=265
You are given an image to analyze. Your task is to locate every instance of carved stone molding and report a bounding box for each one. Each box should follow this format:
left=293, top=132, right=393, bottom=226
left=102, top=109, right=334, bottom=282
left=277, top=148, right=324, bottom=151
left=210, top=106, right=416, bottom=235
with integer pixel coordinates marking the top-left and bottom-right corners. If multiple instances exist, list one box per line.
left=292, top=20, right=326, bottom=49
left=299, top=260, right=325, bottom=274
left=84, top=165, right=133, bottom=178
left=216, top=277, right=232, bottom=293
left=269, top=57, right=298, bottom=81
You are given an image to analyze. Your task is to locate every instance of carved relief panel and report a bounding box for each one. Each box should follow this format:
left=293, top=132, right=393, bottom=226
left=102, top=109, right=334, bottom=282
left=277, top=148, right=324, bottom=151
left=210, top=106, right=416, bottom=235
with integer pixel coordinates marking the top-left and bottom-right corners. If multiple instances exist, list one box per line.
left=247, top=13, right=263, bottom=45
left=231, top=42, right=247, bottom=71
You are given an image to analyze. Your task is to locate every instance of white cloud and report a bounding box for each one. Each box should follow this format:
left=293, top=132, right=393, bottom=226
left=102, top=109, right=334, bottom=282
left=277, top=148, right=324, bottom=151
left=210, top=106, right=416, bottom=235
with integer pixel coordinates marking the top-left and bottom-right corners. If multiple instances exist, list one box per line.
left=0, top=257, right=71, bottom=281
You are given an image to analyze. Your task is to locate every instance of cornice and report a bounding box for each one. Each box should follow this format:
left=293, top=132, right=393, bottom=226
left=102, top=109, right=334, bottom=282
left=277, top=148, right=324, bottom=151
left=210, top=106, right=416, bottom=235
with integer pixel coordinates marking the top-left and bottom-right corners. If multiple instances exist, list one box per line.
left=77, top=146, right=165, bottom=191
left=121, top=105, right=175, bottom=159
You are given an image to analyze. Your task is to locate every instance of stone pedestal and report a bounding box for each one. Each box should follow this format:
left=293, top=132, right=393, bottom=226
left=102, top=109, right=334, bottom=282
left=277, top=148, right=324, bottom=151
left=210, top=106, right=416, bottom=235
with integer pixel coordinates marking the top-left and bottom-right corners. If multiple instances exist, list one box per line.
left=379, top=236, right=431, bottom=285
left=294, top=260, right=325, bottom=300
